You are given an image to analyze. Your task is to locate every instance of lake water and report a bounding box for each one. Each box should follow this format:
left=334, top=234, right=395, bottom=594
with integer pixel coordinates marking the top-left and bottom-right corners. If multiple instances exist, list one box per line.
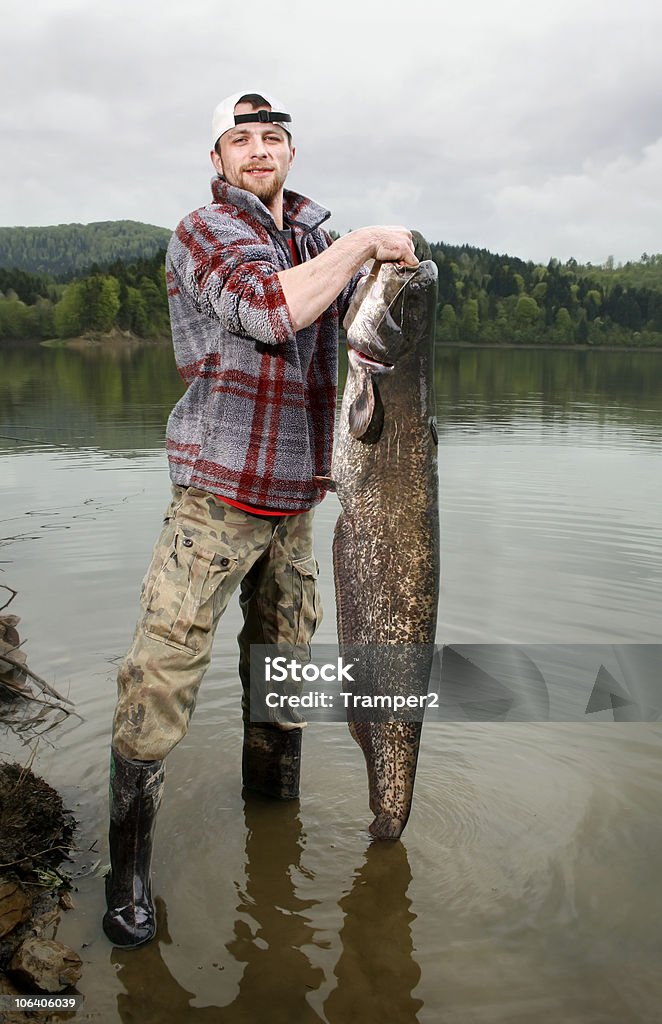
left=1, top=340, right=661, bottom=1023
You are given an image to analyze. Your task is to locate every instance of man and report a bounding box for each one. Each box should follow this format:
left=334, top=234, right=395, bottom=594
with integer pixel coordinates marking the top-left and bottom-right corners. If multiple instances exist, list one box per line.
left=103, top=90, right=417, bottom=948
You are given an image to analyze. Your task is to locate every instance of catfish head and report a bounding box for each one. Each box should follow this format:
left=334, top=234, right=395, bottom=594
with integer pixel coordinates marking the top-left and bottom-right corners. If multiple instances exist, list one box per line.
left=343, top=235, right=438, bottom=441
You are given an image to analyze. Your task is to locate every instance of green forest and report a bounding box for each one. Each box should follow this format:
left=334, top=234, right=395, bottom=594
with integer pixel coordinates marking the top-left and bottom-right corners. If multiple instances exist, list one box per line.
left=431, top=245, right=662, bottom=346
left=1, top=221, right=662, bottom=346
left=0, top=251, right=170, bottom=341
left=0, top=221, right=171, bottom=277
left=0, top=222, right=172, bottom=341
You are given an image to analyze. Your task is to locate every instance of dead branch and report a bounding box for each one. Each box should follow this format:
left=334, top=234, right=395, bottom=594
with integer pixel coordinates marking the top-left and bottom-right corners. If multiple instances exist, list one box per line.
left=0, top=584, right=18, bottom=614
left=0, top=649, right=74, bottom=707
left=0, top=587, right=81, bottom=744
left=0, top=844, right=74, bottom=871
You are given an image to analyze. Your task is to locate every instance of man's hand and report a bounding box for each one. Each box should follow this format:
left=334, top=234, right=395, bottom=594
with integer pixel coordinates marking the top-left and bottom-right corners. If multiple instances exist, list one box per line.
left=277, top=224, right=419, bottom=332
left=365, top=226, right=419, bottom=267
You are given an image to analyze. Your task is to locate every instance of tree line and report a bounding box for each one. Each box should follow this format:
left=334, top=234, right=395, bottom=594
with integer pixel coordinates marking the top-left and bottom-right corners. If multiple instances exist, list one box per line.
left=0, top=252, right=170, bottom=341
left=2, top=224, right=662, bottom=346
left=0, top=221, right=173, bottom=340
left=433, top=244, right=662, bottom=346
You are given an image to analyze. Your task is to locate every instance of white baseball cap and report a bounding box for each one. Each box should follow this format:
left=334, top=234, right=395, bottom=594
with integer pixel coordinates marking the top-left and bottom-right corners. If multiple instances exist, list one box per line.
left=211, top=91, right=293, bottom=149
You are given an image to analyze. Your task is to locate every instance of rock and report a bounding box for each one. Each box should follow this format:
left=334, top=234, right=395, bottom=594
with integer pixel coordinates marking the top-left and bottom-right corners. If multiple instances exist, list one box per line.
left=0, top=969, right=21, bottom=995
left=0, top=881, right=32, bottom=939
left=1, top=970, right=38, bottom=1024
left=9, top=937, right=82, bottom=992
left=30, top=905, right=61, bottom=937
left=58, top=891, right=75, bottom=911
left=0, top=615, right=21, bottom=646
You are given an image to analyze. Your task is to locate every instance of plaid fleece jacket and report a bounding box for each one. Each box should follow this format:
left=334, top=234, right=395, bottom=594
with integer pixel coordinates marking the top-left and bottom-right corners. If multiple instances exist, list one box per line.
left=165, top=177, right=364, bottom=511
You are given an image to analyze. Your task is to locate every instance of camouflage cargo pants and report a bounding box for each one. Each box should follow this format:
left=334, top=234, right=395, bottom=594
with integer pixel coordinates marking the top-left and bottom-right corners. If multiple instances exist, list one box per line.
left=112, top=486, right=322, bottom=762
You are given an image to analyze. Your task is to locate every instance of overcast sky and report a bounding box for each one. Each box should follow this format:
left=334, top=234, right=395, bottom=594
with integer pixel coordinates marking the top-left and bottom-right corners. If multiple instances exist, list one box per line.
left=2, top=0, right=662, bottom=265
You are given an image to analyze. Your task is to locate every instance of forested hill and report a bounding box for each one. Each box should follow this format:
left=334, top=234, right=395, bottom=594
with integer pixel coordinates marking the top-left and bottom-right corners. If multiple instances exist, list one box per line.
left=432, top=243, right=662, bottom=345
left=2, top=221, right=662, bottom=346
left=0, top=221, right=172, bottom=278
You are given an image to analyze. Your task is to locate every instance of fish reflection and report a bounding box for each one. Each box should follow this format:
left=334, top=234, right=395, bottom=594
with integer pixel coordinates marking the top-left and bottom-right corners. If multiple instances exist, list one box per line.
left=324, top=841, right=423, bottom=1023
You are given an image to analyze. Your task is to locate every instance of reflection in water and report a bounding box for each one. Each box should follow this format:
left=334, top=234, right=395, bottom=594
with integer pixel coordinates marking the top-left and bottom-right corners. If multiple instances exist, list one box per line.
left=324, top=842, right=422, bottom=1024
left=0, top=340, right=184, bottom=452
left=113, top=794, right=325, bottom=1023
left=112, top=898, right=210, bottom=1024
left=224, top=793, right=324, bottom=1022
left=436, top=345, right=662, bottom=433
left=3, top=342, right=662, bottom=454
left=4, top=341, right=662, bottom=1021
left=111, top=798, right=423, bottom=1023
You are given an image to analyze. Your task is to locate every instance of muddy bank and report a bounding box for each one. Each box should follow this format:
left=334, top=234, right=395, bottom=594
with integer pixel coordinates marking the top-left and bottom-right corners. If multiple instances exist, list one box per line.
left=40, top=328, right=170, bottom=349
left=0, top=762, right=82, bottom=1010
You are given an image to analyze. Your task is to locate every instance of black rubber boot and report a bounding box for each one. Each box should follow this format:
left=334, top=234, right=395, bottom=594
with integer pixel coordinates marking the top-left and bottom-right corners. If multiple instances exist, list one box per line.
left=102, top=749, right=165, bottom=948
left=242, top=724, right=302, bottom=800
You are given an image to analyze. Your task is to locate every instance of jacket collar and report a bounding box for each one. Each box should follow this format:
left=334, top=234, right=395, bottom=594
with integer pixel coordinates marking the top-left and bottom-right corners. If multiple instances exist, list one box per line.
left=210, top=176, right=330, bottom=234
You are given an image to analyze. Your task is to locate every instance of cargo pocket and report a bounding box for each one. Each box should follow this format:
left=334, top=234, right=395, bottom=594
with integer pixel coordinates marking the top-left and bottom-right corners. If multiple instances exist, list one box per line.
left=144, top=532, right=239, bottom=654
left=140, top=543, right=172, bottom=609
left=290, top=555, right=323, bottom=647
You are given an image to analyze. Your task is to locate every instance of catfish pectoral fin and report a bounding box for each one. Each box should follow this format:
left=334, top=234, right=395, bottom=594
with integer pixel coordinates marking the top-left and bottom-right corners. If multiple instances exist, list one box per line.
left=312, top=475, right=337, bottom=492
left=348, top=373, right=384, bottom=442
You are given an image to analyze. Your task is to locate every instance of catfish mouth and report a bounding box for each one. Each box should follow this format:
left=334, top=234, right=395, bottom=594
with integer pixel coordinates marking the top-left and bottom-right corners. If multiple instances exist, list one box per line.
left=345, top=261, right=436, bottom=373
left=347, top=345, right=394, bottom=373
left=347, top=313, right=399, bottom=371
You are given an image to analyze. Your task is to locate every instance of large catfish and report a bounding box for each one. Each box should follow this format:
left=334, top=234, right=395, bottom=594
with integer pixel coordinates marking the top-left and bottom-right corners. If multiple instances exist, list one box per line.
left=332, top=237, right=440, bottom=840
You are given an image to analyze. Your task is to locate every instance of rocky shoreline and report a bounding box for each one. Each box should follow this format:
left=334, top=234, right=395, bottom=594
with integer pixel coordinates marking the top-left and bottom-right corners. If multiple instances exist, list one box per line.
left=0, top=589, right=85, bottom=1019
left=0, top=763, right=82, bottom=1017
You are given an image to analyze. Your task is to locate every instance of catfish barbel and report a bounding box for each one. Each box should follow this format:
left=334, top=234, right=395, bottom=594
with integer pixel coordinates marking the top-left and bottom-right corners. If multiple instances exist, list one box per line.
left=332, top=236, right=440, bottom=839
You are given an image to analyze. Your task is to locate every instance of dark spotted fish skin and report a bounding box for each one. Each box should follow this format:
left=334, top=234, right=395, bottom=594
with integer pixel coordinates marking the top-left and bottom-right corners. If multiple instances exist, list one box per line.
left=332, top=252, right=440, bottom=839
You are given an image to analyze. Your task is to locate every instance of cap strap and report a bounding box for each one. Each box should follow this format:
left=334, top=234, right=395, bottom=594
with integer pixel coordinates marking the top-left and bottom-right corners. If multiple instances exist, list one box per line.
left=233, top=110, right=292, bottom=126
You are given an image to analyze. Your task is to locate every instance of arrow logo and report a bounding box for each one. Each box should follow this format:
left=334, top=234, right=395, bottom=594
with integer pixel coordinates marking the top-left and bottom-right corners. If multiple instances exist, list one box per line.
left=585, top=664, right=637, bottom=717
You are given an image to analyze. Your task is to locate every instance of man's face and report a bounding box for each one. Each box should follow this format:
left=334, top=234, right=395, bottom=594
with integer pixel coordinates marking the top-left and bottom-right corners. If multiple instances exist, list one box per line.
left=211, top=101, right=295, bottom=207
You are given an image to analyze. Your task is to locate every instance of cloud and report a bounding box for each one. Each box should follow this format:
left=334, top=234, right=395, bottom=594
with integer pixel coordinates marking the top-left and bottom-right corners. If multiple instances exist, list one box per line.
left=1, top=0, right=662, bottom=262
left=485, top=137, right=662, bottom=263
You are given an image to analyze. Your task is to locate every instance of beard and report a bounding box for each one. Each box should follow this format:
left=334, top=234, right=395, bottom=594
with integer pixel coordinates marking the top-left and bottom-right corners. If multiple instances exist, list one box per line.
left=225, top=164, right=288, bottom=206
